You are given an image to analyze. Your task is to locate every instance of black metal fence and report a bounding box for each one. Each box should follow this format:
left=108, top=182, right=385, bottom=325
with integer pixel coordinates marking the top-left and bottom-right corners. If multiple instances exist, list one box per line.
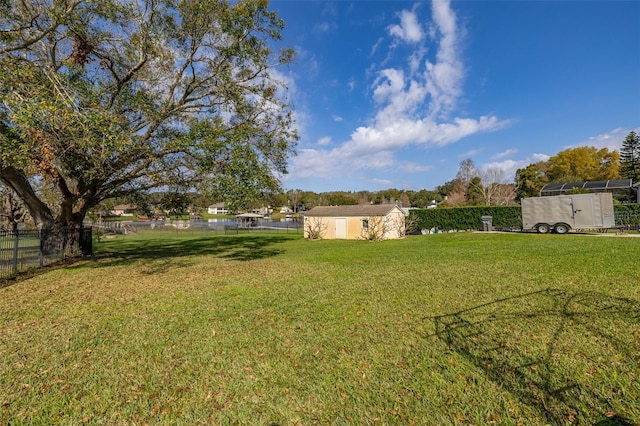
left=91, top=219, right=304, bottom=236
left=615, top=212, right=640, bottom=230
left=223, top=223, right=304, bottom=235
left=0, top=227, right=92, bottom=279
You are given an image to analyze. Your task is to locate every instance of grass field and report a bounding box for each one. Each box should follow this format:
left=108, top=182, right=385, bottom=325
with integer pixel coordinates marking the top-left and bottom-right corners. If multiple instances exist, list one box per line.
left=1, top=231, right=639, bottom=425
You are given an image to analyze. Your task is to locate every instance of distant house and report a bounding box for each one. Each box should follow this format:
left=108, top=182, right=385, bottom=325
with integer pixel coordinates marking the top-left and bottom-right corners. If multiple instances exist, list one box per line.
left=303, top=204, right=406, bottom=240
left=110, top=204, right=138, bottom=216
left=250, top=206, right=272, bottom=216
left=207, top=203, right=230, bottom=215
left=280, top=206, right=294, bottom=214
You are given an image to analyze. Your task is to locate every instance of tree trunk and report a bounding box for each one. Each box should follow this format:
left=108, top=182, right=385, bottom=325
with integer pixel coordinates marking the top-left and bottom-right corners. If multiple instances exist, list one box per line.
left=41, top=198, right=87, bottom=258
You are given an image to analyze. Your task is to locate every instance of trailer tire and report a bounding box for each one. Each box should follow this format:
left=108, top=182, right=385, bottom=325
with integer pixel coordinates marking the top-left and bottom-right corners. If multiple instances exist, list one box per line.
left=554, top=223, right=570, bottom=234
left=536, top=223, right=550, bottom=234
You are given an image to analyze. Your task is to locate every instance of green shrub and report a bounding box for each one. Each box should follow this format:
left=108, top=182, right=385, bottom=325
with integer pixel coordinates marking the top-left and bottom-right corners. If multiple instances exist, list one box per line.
left=410, top=206, right=521, bottom=231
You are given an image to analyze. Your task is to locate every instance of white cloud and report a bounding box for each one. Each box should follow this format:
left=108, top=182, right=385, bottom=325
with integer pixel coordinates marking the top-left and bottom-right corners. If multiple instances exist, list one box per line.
left=314, top=21, right=336, bottom=34
left=369, top=178, right=393, bottom=187
left=492, top=148, right=518, bottom=160
left=288, top=0, right=508, bottom=186
left=424, top=0, right=463, bottom=118
left=317, top=136, right=331, bottom=146
left=480, top=152, right=550, bottom=184
left=409, top=47, right=427, bottom=75
left=388, top=9, right=425, bottom=44
left=321, top=2, right=338, bottom=18
left=373, top=68, right=406, bottom=105
left=269, top=68, right=297, bottom=100
left=402, top=162, right=435, bottom=173
left=532, top=153, right=550, bottom=162
left=293, top=47, right=320, bottom=80
left=332, top=115, right=344, bottom=122
left=569, top=127, right=640, bottom=151
left=459, top=148, right=483, bottom=158
left=292, top=149, right=340, bottom=179
left=370, top=37, right=385, bottom=57
left=290, top=116, right=506, bottom=179
left=478, top=159, right=525, bottom=184
left=346, top=116, right=505, bottom=156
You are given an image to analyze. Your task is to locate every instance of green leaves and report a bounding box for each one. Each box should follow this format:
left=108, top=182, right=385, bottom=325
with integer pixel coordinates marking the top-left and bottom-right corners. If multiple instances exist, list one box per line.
left=411, top=206, right=522, bottom=231
left=547, top=146, right=620, bottom=182
left=0, top=0, right=298, bottom=228
left=619, top=131, right=640, bottom=181
left=159, top=191, right=192, bottom=218
left=204, top=141, right=281, bottom=212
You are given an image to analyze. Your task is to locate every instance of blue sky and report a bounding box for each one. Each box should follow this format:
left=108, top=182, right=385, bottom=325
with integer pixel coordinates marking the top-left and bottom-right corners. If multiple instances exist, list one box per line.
left=269, top=0, right=640, bottom=193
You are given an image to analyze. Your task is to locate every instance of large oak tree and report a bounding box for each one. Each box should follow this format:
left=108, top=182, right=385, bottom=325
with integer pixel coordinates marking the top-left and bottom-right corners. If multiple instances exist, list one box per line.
left=0, top=0, right=297, bottom=230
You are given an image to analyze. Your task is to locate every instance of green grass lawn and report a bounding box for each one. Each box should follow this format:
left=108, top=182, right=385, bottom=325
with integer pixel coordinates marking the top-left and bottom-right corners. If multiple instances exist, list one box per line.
left=1, top=232, right=639, bottom=425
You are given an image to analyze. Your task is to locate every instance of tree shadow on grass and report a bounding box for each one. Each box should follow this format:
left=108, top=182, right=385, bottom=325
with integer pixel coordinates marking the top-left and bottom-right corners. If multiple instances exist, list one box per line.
left=0, top=234, right=293, bottom=286
left=79, top=234, right=291, bottom=274
left=434, top=288, right=640, bottom=424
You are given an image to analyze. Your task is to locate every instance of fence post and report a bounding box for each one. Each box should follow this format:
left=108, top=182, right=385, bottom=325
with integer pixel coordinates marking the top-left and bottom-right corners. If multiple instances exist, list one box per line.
left=12, top=231, right=19, bottom=274
left=80, top=227, right=93, bottom=256
left=39, top=229, right=44, bottom=267
left=63, top=228, right=68, bottom=259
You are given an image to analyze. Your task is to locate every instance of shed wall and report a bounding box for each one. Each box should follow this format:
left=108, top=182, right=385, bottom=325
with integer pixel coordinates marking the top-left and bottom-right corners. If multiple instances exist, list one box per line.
left=304, top=208, right=405, bottom=240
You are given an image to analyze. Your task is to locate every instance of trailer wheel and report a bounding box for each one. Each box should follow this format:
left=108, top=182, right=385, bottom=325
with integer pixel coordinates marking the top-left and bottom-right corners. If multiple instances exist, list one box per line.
left=554, top=223, right=570, bottom=234
left=536, top=223, right=550, bottom=234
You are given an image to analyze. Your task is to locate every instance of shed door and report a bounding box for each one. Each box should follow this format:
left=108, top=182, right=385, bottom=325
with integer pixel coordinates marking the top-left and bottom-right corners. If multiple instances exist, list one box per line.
left=334, top=218, right=347, bottom=239
left=572, top=196, right=597, bottom=227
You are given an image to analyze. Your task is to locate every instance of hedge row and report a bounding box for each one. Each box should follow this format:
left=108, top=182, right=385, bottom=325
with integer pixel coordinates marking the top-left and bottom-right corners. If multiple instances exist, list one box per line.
left=613, top=204, right=640, bottom=213
left=410, top=204, right=640, bottom=231
left=410, top=206, right=521, bottom=231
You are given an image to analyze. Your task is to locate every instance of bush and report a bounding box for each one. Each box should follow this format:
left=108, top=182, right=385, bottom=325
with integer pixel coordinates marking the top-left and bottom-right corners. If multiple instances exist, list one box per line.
left=410, top=206, right=521, bottom=232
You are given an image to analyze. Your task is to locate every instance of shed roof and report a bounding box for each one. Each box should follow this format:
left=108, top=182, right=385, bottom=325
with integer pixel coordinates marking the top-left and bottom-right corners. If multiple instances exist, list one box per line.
left=305, top=204, right=402, bottom=217
left=540, top=179, right=633, bottom=195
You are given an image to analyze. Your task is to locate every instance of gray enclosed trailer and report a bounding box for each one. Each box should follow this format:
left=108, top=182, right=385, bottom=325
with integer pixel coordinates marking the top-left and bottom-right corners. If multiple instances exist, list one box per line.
left=521, top=193, right=615, bottom=234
